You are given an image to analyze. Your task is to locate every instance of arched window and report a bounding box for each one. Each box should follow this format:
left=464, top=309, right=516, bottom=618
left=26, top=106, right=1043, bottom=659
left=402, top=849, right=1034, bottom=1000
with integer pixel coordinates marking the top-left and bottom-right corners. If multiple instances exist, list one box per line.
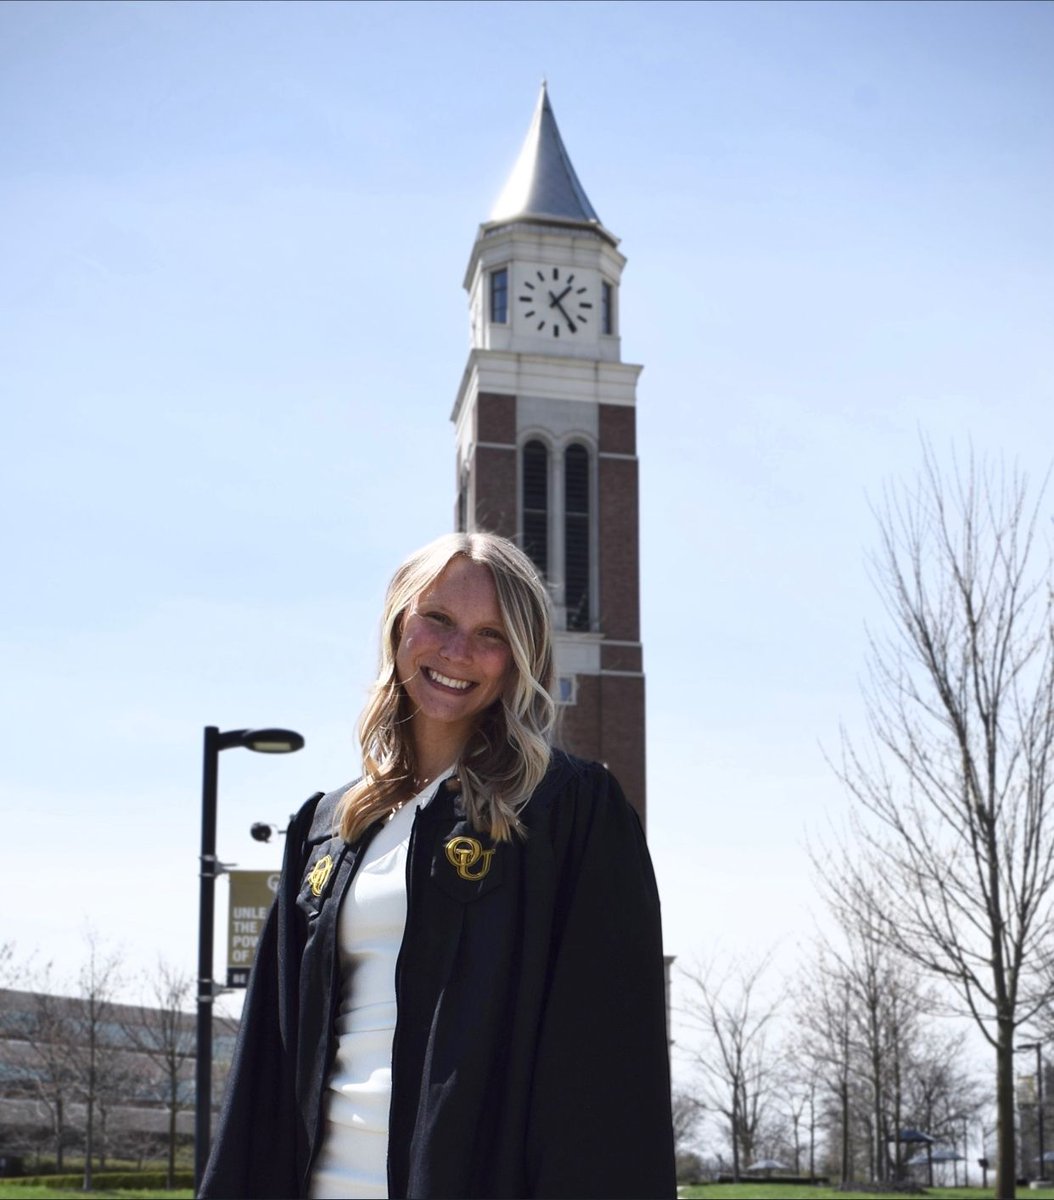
left=456, top=469, right=468, bottom=533
left=522, top=440, right=549, bottom=576
left=564, top=444, right=591, bottom=631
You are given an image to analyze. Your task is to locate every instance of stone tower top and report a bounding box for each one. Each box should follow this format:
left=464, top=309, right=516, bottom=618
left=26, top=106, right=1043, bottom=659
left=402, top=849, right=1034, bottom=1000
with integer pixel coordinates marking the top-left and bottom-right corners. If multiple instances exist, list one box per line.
left=490, top=82, right=602, bottom=229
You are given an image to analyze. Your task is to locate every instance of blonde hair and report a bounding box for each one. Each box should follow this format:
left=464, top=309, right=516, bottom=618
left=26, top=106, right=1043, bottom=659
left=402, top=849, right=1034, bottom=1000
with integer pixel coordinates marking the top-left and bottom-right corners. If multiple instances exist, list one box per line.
left=337, top=533, right=556, bottom=843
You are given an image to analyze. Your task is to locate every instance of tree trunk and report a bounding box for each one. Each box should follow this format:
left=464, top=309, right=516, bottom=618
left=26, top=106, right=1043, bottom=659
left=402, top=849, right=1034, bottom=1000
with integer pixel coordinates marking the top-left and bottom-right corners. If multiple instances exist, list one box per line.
left=962, top=1120, right=969, bottom=1188
left=869, top=1113, right=878, bottom=1180
left=869, top=998, right=884, bottom=1183
left=809, top=1082, right=816, bottom=1181
left=167, top=1084, right=178, bottom=1190
left=83, top=1021, right=95, bottom=1192
left=872, top=1095, right=882, bottom=1181
left=83, top=1093, right=94, bottom=1191
left=731, top=1083, right=740, bottom=1183
left=55, top=1097, right=64, bottom=1172
left=925, top=1098, right=934, bottom=1189
left=791, top=1109, right=801, bottom=1174
left=996, top=1027, right=1018, bottom=1199
left=893, top=1059, right=903, bottom=1181
left=840, top=1079, right=850, bottom=1186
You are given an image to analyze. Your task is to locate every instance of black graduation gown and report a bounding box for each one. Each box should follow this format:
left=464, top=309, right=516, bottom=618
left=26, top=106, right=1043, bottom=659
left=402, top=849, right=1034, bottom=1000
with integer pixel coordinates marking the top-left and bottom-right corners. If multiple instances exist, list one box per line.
left=200, top=752, right=676, bottom=1199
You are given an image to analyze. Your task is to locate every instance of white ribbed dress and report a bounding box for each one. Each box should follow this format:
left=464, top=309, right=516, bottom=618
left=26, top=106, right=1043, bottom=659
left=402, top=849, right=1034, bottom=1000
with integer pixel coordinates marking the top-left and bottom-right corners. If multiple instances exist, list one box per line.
left=308, top=775, right=449, bottom=1200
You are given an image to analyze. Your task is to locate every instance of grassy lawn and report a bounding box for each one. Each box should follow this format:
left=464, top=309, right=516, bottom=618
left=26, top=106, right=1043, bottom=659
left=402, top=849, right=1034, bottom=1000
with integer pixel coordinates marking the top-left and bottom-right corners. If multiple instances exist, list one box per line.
left=679, top=1187, right=1054, bottom=1199
left=0, top=1187, right=1052, bottom=1200
left=0, top=1191, right=192, bottom=1199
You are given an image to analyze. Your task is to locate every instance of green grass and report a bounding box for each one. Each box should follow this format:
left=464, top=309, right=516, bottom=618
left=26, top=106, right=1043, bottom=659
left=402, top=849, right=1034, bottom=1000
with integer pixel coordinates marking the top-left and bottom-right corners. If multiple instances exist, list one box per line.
left=679, top=1187, right=1054, bottom=1199
left=4, top=1184, right=1054, bottom=1200
left=0, top=1190, right=192, bottom=1199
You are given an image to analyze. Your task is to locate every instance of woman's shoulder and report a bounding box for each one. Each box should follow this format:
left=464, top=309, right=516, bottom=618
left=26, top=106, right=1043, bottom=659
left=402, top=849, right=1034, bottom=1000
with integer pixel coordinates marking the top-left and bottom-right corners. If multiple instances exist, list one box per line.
left=523, top=751, right=656, bottom=898
left=290, top=781, right=356, bottom=844
left=538, top=748, right=627, bottom=796
left=525, top=750, right=641, bottom=834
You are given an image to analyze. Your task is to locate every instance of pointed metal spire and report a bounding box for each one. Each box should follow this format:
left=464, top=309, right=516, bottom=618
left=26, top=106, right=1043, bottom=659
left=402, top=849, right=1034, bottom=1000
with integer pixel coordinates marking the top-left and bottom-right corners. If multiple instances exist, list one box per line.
left=490, top=82, right=600, bottom=225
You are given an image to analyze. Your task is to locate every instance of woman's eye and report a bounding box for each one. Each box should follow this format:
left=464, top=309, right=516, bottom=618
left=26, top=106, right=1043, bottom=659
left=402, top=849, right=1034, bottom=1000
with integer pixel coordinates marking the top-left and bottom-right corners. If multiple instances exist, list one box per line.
left=426, top=611, right=451, bottom=625
left=480, top=628, right=506, bottom=641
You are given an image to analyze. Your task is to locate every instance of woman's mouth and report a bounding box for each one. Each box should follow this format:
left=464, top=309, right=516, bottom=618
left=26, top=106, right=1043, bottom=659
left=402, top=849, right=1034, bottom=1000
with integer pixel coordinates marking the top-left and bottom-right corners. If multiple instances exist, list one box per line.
left=425, top=667, right=474, bottom=692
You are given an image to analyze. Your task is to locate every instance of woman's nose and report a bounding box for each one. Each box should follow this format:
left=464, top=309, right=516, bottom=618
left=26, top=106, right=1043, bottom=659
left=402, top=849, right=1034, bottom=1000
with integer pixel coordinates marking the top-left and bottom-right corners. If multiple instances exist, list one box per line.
left=440, top=628, right=472, bottom=662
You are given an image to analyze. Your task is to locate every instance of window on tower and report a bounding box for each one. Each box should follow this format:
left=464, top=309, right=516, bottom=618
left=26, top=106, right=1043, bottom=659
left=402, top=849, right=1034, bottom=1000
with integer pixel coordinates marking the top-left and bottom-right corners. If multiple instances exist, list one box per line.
left=522, top=439, right=549, bottom=577
left=490, top=267, right=509, bottom=324
left=456, top=469, right=469, bottom=534
left=565, top=444, right=591, bottom=631
left=601, top=280, right=614, bottom=335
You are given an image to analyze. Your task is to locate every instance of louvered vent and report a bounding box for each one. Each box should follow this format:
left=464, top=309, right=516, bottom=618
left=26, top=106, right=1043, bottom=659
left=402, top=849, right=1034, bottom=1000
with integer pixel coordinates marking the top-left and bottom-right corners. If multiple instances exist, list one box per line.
left=565, top=444, right=590, bottom=631
left=522, top=440, right=549, bottom=576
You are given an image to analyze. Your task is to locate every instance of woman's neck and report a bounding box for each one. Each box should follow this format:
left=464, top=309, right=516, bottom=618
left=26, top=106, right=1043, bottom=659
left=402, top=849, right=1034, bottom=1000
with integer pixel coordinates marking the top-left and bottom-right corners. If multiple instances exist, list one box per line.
left=412, top=757, right=457, bottom=791
left=410, top=723, right=465, bottom=791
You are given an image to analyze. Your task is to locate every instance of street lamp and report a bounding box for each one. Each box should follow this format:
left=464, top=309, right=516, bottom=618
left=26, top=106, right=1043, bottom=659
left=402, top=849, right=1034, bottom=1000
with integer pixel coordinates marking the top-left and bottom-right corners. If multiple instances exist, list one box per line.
left=1016, top=1041, right=1046, bottom=1182
left=195, top=725, right=304, bottom=1193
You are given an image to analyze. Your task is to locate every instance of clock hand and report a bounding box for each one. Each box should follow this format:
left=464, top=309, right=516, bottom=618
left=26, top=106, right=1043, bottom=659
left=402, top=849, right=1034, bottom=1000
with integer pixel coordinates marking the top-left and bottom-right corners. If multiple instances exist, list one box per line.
left=554, top=298, right=577, bottom=332
left=547, top=285, right=573, bottom=308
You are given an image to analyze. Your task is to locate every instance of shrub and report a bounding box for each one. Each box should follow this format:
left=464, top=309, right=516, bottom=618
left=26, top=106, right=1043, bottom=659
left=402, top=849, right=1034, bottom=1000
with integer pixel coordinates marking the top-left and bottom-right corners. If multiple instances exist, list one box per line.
left=4, top=1170, right=194, bottom=1190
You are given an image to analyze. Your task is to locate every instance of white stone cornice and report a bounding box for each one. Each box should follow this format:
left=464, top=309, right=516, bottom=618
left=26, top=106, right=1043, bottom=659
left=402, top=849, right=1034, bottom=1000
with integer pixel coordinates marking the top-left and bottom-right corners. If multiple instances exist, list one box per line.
left=463, top=221, right=625, bottom=292
left=452, top=350, right=641, bottom=425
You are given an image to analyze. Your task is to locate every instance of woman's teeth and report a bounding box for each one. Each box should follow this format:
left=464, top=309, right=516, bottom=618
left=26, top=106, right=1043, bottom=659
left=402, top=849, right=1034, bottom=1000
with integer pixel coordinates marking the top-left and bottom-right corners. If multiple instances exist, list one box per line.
left=427, top=668, right=472, bottom=690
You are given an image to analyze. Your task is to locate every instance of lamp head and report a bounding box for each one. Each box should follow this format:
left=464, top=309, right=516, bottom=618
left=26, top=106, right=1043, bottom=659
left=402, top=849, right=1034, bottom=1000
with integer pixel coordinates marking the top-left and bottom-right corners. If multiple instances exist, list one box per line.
left=214, top=727, right=305, bottom=754
left=242, top=728, right=305, bottom=754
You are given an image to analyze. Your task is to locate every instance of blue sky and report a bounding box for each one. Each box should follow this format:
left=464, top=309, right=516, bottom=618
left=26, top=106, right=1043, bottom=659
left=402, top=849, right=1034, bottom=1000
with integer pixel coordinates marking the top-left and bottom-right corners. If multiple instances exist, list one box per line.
left=2, top=0, right=1052, bottom=1063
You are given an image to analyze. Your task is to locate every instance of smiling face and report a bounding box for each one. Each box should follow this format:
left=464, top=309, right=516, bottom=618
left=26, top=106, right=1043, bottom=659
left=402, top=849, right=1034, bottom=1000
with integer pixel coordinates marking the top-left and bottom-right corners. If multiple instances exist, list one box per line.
left=395, top=555, right=514, bottom=764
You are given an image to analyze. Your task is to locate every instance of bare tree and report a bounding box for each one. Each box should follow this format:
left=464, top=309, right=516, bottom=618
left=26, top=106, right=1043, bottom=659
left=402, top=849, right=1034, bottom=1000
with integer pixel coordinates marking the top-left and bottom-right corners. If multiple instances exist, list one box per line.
left=93, top=1045, right=141, bottom=1171
left=68, top=934, right=121, bottom=1190
left=670, top=1089, right=704, bottom=1184
left=820, top=915, right=935, bottom=1182
left=794, top=947, right=855, bottom=1184
left=15, top=968, right=79, bottom=1170
left=902, top=1027, right=986, bottom=1187
left=826, top=448, right=1054, bottom=1199
left=680, top=954, right=782, bottom=1180
left=772, top=1064, right=819, bottom=1179
left=787, top=1089, right=810, bottom=1175
left=0, top=942, right=19, bottom=987
left=120, top=961, right=196, bottom=1189
left=671, top=1088, right=702, bottom=1154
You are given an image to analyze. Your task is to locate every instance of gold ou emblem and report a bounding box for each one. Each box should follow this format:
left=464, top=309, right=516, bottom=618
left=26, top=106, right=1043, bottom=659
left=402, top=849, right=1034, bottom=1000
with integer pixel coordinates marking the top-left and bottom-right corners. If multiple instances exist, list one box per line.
left=307, top=854, right=334, bottom=897
left=444, top=836, right=495, bottom=881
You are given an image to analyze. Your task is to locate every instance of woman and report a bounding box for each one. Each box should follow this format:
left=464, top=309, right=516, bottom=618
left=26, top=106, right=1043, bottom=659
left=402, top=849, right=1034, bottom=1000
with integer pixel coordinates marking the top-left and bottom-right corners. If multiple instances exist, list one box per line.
left=201, top=532, right=675, bottom=1199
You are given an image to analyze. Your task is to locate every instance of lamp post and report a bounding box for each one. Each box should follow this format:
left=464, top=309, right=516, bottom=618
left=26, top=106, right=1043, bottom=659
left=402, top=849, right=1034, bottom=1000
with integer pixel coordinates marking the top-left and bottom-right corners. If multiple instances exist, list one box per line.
left=195, top=725, right=304, bottom=1193
left=1016, top=1040, right=1046, bottom=1182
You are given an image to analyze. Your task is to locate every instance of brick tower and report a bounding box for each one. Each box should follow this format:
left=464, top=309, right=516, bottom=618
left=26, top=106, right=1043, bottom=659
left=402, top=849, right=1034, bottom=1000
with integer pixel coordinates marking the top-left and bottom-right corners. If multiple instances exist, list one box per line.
left=451, top=85, right=647, bottom=826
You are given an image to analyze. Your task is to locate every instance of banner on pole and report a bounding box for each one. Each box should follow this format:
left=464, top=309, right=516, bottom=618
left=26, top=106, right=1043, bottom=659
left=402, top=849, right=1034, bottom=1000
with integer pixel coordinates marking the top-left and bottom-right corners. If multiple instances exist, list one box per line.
left=226, top=870, right=280, bottom=987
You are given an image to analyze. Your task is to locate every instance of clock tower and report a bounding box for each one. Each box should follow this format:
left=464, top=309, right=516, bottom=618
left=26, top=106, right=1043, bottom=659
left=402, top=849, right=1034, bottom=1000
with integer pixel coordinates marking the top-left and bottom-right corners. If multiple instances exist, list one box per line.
left=452, top=84, right=647, bottom=825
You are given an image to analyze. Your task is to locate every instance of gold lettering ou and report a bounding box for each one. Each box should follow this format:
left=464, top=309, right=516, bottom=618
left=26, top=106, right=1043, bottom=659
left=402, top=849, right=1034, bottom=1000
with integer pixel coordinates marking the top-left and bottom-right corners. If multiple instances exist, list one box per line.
left=444, top=836, right=495, bottom=881
left=307, top=854, right=334, bottom=897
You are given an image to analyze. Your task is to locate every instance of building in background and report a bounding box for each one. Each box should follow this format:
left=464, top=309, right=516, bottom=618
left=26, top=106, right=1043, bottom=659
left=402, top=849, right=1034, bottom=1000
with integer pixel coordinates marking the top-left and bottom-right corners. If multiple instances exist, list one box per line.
left=452, top=85, right=648, bottom=823
left=0, top=988, right=234, bottom=1173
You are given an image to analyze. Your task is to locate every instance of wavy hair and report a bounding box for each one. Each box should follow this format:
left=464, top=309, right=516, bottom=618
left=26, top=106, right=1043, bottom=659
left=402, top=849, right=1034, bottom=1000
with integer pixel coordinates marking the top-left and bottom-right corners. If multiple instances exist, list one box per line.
left=337, top=533, right=556, bottom=844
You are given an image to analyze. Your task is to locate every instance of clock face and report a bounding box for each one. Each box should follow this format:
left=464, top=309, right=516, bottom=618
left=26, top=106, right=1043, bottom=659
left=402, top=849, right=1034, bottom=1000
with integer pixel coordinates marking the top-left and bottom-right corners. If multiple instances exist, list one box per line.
left=518, top=266, right=591, bottom=338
